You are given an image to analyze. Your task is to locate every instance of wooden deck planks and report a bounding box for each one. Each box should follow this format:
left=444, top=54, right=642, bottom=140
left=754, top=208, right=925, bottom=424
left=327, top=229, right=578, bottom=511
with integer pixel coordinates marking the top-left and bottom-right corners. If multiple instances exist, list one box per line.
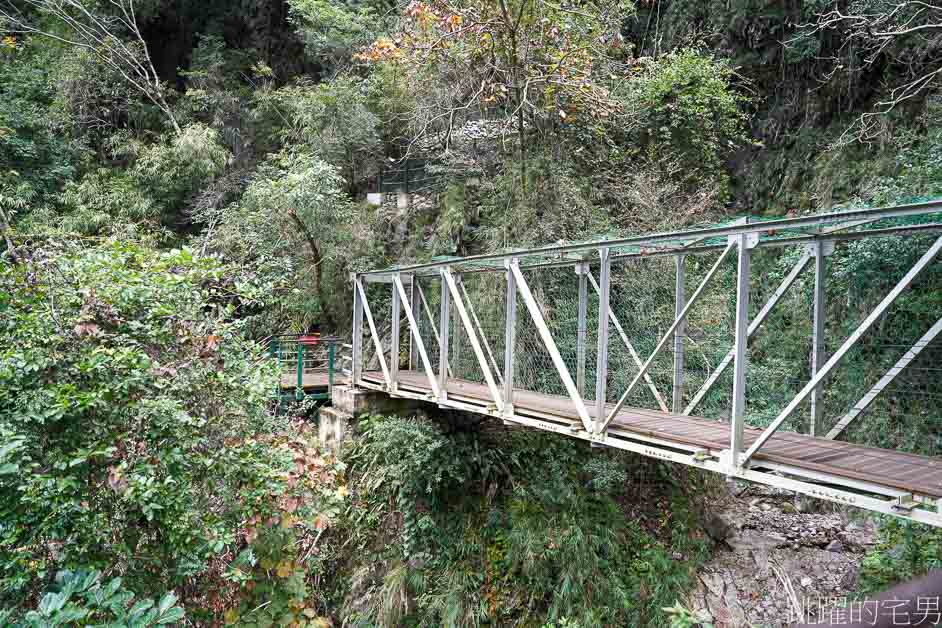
left=280, top=370, right=331, bottom=390
left=363, top=370, right=942, bottom=498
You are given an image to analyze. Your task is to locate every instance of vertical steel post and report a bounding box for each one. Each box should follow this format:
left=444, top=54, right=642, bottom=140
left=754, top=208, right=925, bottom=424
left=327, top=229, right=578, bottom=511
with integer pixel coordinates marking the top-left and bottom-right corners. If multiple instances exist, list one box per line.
left=672, top=255, right=686, bottom=413
left=390, top=276, right=401, bottom=392
left=730, top=234, right=754, bottom=468
left=594, top=248, right=611, bottom=431
left=409, top=275, right=419, bottom=371
left=438, top=271, right=450, bottom=400
left=352, top=274, right=364, bottom=387
left=809, top=241, right=828, bottom=436
left=452, top=276, right=462, bottom=378
left=503, top=259, right=518, bottom=415
left=576, top=263, right=588, bottom=397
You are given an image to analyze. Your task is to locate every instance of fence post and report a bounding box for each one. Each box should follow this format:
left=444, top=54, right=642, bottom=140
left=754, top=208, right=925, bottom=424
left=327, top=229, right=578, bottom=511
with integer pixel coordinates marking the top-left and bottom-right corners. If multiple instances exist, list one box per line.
left=438, top=270, right=450, bottom=401
left=809, top=240, right=832, bottom=436
left=672, top=255, right=686, bottom=413
left=594, top=248, right=611, bottom=432
left=409, top=275, right=420, bottom=370
left=352, top=274, right=364, bottom=387
left=504, top=258, right=518, bottom=416
left=576, top=262, right=588, bottom=397
left=390, top=277, right=401, bottom=392
left=730, top=233, right=756, bottom=468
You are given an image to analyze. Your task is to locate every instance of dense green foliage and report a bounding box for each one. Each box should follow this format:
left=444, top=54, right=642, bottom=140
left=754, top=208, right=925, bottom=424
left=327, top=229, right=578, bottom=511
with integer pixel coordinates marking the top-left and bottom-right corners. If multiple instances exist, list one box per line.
left=339, top=416, right=709, bottom=627
left=2, top=0, right=942, bottom=623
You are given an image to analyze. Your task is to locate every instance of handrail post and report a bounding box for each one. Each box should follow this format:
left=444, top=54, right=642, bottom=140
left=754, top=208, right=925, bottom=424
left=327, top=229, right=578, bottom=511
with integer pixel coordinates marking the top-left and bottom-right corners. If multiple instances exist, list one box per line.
left=730, top=232, right=756, bottom=468
left=390, top=276, right=401, bottom=392
left=809, top=240, right=832, bottom=436
left=594, top=248, right=611, bottom=432
left=352, top=273, right=364, bottom=387
left=672, top=255, right=686, bottom=413
left=503, top=259, right=518, bottom=416
left=438, top=271, right=450, bottom=401
left=575, top=262, right=589, bottom=397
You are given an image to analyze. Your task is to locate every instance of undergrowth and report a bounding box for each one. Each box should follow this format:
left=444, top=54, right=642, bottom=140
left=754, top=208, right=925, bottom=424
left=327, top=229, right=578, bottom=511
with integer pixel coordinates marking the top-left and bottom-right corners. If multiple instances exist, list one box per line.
left=334, top=414, right=711, bottom=627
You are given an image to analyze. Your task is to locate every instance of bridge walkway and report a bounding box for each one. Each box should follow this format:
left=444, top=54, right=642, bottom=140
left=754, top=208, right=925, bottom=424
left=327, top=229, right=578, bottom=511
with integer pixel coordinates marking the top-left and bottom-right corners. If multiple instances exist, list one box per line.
left=364, top=371, right=942, bottom=499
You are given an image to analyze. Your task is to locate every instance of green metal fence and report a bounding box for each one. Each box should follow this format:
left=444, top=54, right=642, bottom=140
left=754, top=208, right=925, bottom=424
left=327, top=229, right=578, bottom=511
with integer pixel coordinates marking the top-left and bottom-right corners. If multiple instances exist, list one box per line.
left=267, top=334, right=339, bottom=403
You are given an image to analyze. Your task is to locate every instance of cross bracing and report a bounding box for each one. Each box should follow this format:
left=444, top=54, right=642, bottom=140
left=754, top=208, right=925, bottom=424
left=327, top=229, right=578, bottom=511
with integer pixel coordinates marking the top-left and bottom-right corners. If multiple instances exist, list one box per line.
left=351, top=199, right=942, bottom=527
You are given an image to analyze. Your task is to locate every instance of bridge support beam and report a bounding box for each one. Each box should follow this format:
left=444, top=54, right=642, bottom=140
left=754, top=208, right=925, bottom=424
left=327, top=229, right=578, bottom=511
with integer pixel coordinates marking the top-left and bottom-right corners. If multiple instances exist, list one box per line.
left=356, top=277, right=391, bottom=388
left=409, top=276, right=419, bottom=371
left=827, top=316, right=942, bottom=440
left=576, top=262, right=589, bottom=397
left=672, top=255, right=686, bottom=414
left=394, top=274, right=441, bottom=399
left=741, top=234, right=942, bottom=466
left=511, top=262, right=594, bottom=432
left=684, top=250, right=812, bottom=416
left=588, top=269, right=669, bottom=413
left=503, top=259, right=518, bottom=416
left=438, top=272, right=450, bottom=401
left=390, top=276, right=401, bottom=392
left=730, top=232, right=757, bottom=468
left=600, top=242, right=735, bottom=432
left=352, top=274, right=364, bottom=386
left=594, top=248, right=611, bottom=430
left=443, top=268, right=504, bottom=412
left=809, top=240, right=833, bottom=436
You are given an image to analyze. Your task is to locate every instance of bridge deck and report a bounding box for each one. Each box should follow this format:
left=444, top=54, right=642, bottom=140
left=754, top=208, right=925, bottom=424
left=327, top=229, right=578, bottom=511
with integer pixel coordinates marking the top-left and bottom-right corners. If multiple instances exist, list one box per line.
left=280, top=370, right=331, bottom=390
left=364, top=371, right=942, bottom=499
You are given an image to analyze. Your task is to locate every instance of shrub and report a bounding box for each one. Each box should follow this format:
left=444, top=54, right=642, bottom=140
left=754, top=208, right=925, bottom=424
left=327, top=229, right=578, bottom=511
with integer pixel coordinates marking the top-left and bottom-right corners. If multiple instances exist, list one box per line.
left=0, top=241, right=282, bottom=605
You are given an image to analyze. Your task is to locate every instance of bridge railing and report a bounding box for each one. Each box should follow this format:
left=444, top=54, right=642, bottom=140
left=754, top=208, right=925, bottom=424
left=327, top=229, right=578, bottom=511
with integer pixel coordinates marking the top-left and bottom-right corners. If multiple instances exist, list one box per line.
left=268, top=334, right=340, bottom=399
left=350, top=200, right=942, bottom=525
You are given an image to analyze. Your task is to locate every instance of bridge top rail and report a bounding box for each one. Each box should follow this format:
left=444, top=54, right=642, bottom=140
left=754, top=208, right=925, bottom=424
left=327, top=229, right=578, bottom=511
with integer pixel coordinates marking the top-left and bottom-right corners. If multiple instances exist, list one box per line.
left=358, top=199, right=942, bottom=279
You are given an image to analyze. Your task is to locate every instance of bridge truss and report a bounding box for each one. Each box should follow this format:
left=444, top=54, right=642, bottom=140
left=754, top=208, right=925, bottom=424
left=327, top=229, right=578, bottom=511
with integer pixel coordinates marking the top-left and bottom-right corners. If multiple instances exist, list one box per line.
left=351, top=200, right=942, bottom=527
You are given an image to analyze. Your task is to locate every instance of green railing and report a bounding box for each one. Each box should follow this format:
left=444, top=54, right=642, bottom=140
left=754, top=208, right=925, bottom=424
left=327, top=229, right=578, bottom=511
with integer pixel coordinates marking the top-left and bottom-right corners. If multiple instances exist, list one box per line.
left=267, top=334, right=340, bottom=402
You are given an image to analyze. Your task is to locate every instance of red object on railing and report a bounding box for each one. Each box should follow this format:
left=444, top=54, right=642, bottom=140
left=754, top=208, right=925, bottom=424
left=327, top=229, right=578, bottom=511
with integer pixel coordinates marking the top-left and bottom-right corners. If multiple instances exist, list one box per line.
left=299, top=333, right=321, bottom=346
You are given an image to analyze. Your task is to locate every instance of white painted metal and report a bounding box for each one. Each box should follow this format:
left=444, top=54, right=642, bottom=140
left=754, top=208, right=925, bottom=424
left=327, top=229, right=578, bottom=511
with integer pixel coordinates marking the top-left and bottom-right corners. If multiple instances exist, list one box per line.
left=504, top=259, right=518, bottom=414
left=363, top=368, right=942, bottom=527
left=409, top=276, right=419, bottom=370
left=438, top=271, right=450, bottom=400
left=730, top=234, right=752, bottom=468
left=742, top=235, right=942, bottom=464
left=394, top=275, right=442, bottom=398
left=352, top=276, right=364, bottom=385
left=458, top=279, right=504, bottom=386
left=594, top=249, right=611, bottom=431
left=809, top=242, right=827, bottom=436
left=684, top=251, right=812, bottom=415
left=390, top=277, right=401, bottom=392
left=576, top=263, right=588, bottom=397
left=360, top=200, right=942, bottom=279
left=510, top=262, right=594, bottom=432
left=600, top=243, right=736, bottom=431
left=356, top=279, right=391, bottom=388
left=826, top=317, right=942, bottom=440
left=586, top=272, right=668, bottom=413
left=672, top=255, right=686, bottom=413
left=442, top=268, right=505, bottom=412
left=416, top=281, right=453, bottom=378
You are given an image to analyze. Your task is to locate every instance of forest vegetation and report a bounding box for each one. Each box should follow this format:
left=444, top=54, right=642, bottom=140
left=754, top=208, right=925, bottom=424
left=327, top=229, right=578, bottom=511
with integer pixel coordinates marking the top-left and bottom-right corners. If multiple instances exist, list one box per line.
left=1, top=0, right=942, bottom=625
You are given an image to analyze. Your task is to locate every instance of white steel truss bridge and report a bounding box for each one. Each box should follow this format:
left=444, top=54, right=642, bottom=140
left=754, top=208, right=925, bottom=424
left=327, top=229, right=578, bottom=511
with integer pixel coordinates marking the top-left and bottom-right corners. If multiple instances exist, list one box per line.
left=350, top=200, right=942, bottom=527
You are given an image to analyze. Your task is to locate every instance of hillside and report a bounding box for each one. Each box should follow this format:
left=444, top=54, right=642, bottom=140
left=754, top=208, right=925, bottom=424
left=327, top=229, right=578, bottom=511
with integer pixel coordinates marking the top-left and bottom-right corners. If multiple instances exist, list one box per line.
left=1, top=0, right=941, bottom=625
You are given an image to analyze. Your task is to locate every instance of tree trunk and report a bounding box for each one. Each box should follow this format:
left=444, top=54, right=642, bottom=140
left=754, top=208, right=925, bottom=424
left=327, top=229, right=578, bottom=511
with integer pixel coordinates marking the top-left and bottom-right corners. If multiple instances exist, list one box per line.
left=288, top=211, right=334, bottom=330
